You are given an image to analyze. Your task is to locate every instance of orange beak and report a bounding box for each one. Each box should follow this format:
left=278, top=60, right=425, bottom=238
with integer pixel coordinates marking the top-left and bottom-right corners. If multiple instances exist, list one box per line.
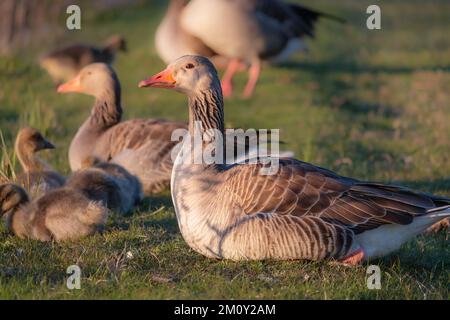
left=138, top=68, right=176, bottom=89
left=57, top=75, right=83, bottom=93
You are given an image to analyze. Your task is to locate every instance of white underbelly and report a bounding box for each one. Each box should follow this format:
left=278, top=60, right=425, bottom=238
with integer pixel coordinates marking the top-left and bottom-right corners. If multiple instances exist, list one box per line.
left=356, top=214, right=446, bottom=259
left=171, top=159, right=233, bottom=258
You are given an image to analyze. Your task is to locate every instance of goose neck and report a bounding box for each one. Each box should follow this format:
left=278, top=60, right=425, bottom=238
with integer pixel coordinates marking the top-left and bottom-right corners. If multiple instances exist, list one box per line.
left=90, top=87, right=122, bottom=129
left=188, top=88, right=225, bottom=136
left=15, top=143, right=47, bottom=173
left=182, top=88, right=225, bottom=169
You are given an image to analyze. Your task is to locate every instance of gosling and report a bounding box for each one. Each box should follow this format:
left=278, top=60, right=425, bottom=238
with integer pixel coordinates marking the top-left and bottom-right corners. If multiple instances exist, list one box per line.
left=0, top=183, right=108, bottom=242
left=66, top=157, right=143, bottom=215
left=14, top=128, right=65, bottom=197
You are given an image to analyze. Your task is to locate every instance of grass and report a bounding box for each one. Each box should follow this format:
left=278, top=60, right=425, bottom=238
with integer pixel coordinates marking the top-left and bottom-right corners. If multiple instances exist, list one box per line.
left=0, top=129, right=17, bottom=183
left=0, top=0, right=449, bottom=299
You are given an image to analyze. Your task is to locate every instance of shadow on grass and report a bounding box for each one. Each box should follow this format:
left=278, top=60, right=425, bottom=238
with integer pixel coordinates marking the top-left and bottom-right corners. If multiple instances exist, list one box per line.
left=107, top=193, right=178, bottom=233
left=337, top=100, right=401, bottom=118
left=277, top=58, right=405, bottom=122
left=142, top=193, right=174, bottom=211
left=142, top=217, right=179, bottom=236
left=125, top=194, right=180, bottom=235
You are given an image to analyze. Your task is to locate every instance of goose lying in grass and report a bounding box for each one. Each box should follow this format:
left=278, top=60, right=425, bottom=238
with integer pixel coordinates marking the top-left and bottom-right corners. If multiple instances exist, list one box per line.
left=180, top=0, right=344, bottom=98
left=66, top=156, right=143, bottom=215
left=138, top=55, right=450, bottom=265
left=40, top=35, right=126, bottom=85
left=0, top=183, right=108, bottom=242
left=14, top=128, right=65, bottom=197
left=57, top=63, right=186, bottom=195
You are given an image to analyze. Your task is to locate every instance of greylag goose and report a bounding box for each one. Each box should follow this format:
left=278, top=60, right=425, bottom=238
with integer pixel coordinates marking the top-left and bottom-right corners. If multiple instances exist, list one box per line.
left=66, top=156, right=143, bottom=215
left=57, top=63, right=186, bottom=195
left=0, top=183, right=108, bottom=242
left=180, top=0, right=344, bottom=97
left=14, top=128, right=65, bottom=197
left=40, top=35, right=126, bottom=84
left=138, top=56, right=450, bottom=264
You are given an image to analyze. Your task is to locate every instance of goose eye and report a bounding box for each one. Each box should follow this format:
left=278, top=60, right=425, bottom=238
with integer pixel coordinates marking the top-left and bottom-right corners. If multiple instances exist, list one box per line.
left=185, top=63, right=195, bottom=69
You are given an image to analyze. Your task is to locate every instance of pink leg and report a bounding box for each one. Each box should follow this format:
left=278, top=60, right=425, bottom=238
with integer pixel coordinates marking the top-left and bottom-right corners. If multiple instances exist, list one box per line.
left=221, top=59, right=241, bottom=98
left=242, top=60, right=261, bottom=99
left=339, top=248, right=365, bottom=266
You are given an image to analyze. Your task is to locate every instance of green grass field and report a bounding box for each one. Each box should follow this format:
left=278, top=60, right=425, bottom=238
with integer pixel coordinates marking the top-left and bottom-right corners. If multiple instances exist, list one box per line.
left=0, top=0, right=449, bottom=299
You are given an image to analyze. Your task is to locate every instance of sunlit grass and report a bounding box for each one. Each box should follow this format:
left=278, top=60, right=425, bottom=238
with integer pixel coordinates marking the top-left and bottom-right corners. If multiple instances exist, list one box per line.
left=19, top=100, right=56, bottom=137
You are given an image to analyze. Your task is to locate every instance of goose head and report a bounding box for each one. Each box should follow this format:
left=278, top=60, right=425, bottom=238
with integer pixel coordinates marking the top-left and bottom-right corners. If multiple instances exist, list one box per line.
left=57, top=63, right=120, bottom=98
left=16, top=127, right=55, bottom=154
left=139, top=55, right=221, bottom=96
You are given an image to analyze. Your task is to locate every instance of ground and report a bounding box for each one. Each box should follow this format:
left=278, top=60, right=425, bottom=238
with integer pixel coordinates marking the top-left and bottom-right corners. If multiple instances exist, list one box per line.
left=0, top=0, right=449, bottom=299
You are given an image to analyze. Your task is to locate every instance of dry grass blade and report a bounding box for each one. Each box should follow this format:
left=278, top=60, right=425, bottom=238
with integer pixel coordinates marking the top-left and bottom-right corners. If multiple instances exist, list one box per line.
left=0, top=130, right=17, bottom=183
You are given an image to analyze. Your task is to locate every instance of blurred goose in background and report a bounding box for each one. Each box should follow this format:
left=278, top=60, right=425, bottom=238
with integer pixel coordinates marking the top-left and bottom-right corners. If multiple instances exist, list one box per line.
left=14, top=128, right=65, bottom=197
left=180, top=0, right=344, bottom=97
left=139, top=56, right=450, bottom=264
left=40, top=35, right=126, bottom=85
left=0, top=183, right=108, bottom=242
left=57, top=63, right=186, bottom=195
left=155, top=0, right=236, bottom=70
left=66, top=156, right=143, bottom=215
left=156, top=0, right=216, bottom=64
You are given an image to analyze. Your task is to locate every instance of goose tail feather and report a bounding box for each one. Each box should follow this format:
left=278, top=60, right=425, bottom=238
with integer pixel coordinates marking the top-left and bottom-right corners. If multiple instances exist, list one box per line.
left=427, top=205, right=450, bottom=215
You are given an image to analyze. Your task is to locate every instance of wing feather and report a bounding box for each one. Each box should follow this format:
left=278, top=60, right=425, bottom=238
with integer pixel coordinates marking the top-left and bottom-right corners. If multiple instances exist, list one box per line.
left=225, top=159, right=450, bottom=236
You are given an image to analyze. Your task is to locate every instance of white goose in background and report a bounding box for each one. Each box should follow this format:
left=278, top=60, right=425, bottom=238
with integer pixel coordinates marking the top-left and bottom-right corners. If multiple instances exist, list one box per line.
left=155, top=0, right=238, bottom=70
left=180, top=0, right=344, bottom=98
left=155, top=0, right=216, bottom=65
left=139, top=56, right=450, bottom=264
